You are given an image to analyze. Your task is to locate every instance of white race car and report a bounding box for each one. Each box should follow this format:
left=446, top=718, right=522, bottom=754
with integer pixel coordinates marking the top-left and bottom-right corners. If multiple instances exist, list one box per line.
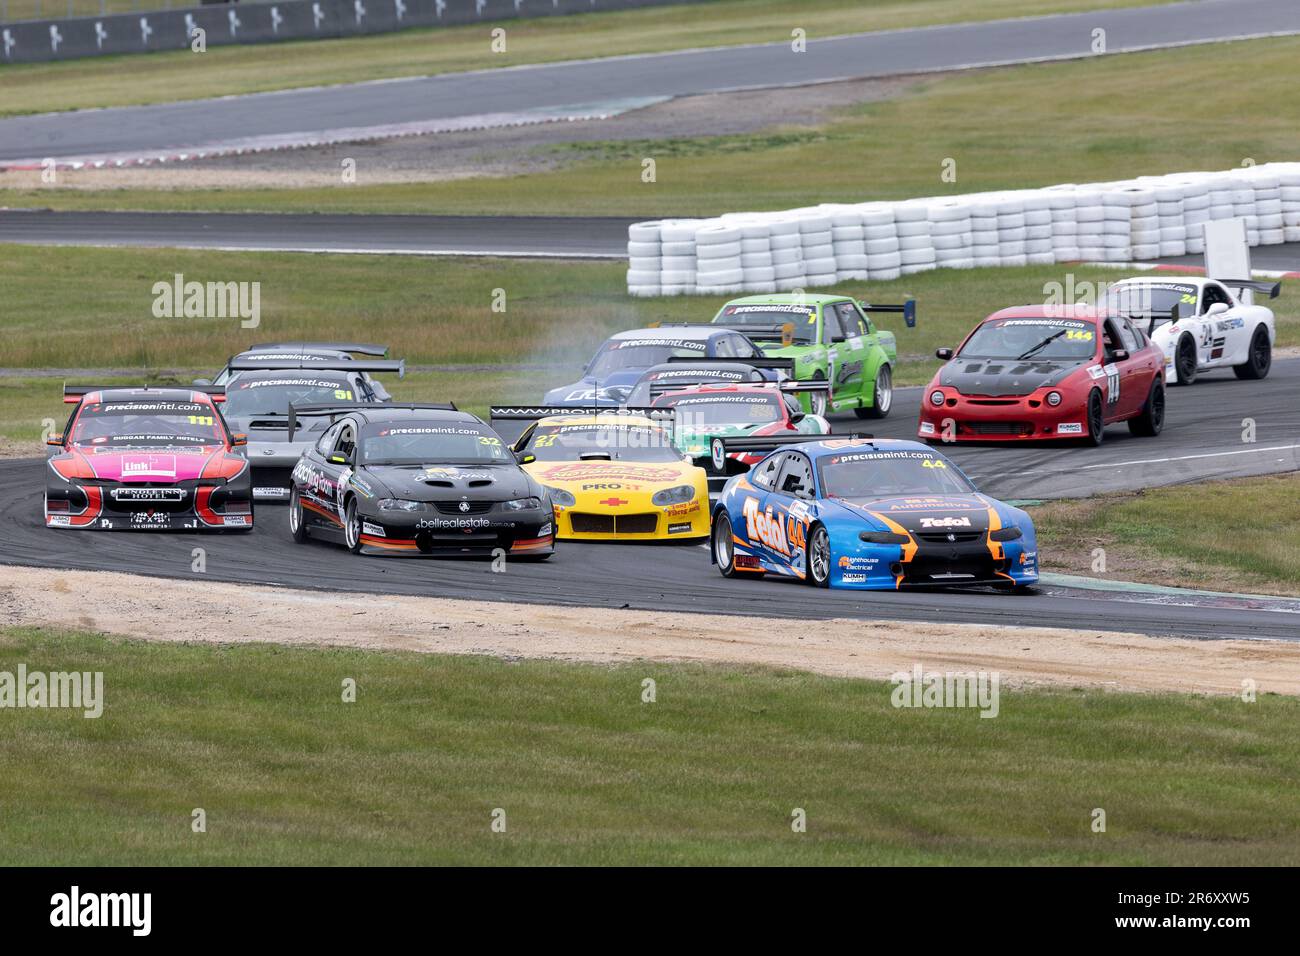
left=1104, top=276, right=1278, bottom=385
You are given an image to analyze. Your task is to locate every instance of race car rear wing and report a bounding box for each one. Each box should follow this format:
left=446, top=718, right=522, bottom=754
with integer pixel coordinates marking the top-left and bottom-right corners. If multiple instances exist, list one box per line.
left=63, top=384, right=226, bottom=403
left=1220, top=280, right=1281, bottom=299
left=286, top=401, right=457, bottom=441
left=228, top=358, right=406, bottom=377
left=666, top=356, right=795, bottom=372
left=861, top=298, right=918, bottom=328
left=649, top=379, right=830, bottom=399
left=489, top=405, right=675, bottom=423
left=704, top=432, right=873, bottom=472
left=248, top=342, right=390, bottom=356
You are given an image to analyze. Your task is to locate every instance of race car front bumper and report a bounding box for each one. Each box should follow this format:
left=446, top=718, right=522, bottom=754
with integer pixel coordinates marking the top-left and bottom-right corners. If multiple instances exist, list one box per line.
left=552, top=498, right=709, bottom=541
left=832, top=532, right=1038, bottom=589
left=245, top=442, right=307, bottom=503
left=45, top=480, right=253, bottom=531
left=917, top=391, right=1089, bottom=442
left=355, top=507, right=556, bottom=557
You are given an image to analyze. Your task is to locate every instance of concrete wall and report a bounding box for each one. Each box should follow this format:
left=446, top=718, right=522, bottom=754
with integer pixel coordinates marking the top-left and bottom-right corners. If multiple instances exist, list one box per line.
left=1, top=0, right=704, bottom=65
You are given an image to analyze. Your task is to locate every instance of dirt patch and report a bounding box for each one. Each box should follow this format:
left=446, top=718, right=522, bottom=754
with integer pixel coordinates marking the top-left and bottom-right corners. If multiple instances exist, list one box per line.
left=0, top=437, right=42, bottom=460
left=1, top=564, right=1296, bottom=696
left=1, top=76, right=922, bottom=191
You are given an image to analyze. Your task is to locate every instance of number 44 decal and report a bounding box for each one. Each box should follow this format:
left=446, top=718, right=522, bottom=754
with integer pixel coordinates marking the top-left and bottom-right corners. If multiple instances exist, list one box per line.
left=1104, top=364, right=1120, bottom=405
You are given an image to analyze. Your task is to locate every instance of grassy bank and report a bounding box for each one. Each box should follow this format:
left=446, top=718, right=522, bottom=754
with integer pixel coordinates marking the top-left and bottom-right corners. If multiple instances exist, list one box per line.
left=0, top=0, right=1171, bottom=118
left=1030, top=474, right=1300, bottom=596
left=6, top=35, right=1295, bottom=217
left=1, top=626, right=1295, bottom=865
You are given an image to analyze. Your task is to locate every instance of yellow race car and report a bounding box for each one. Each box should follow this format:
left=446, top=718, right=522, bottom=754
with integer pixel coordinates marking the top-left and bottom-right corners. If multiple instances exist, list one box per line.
left=489, top=406, right=710, bottom=541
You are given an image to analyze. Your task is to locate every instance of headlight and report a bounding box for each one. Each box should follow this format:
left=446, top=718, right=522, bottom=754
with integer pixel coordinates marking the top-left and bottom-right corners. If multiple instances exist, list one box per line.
left=652, top=484, right=695, bottom=506
left=545, top=487, right=576, bottom=507
left=502, top=496, right=542, bottom=511
left=929, top=390, right=945, bottom=407
left=860, top=531, right=911, bottom=544
left=378, top=498, right=428, bottom=512
left=990, top=526, right=1023, bottom=541
left=1045, top=391, right=1062, bottom=407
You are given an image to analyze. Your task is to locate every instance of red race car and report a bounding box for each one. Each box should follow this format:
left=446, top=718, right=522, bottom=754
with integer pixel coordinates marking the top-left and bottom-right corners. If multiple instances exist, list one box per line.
left=918, top=306, right=1165, bottom=445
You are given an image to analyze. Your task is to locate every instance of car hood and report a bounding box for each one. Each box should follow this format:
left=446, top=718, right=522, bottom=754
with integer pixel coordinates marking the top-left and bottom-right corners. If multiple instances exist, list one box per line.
left=675, top=421, right=785, bottom=455
left=74, top=446, right=222, bottom=482
left=938, top=359, right=1085, bottom=396
left=524, top=460, right=695, bottom=490
left=544, top=369, right=646, bottom=404
left=828, top=493, right=998, bottom=534
left=360, top=463, right=533, bottom=501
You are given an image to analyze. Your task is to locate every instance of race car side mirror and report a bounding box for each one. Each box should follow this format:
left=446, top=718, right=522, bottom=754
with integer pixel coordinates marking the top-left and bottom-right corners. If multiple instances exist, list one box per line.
left=328, top=454, right=349, bottom=465
left=46, top=434, right=63, bottom=446
left=935, top=347, right=953, bottom=360
left=789, top=413, right=805, bottom=424
left=1111, top=349, right=1130, bottom=362
left=517, top=453, right=536, bottom=465
left=230, top=433, right=248, bottom=447
left=1205, top=303, right=1229, bottom=317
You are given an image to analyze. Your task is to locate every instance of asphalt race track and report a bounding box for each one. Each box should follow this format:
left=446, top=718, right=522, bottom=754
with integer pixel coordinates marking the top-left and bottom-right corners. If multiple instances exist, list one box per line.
left=2, top=0, right=1297, bottom=164
left=3, top=212, right=1299, bottom=272
left=4, top=359, right=1298, bottom=642
left=0, top=211, right=638, bottom=259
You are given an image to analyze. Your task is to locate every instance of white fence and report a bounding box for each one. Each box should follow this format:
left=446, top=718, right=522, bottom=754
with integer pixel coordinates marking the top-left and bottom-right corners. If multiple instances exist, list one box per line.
left=625, top=163, right=1300, bottom=296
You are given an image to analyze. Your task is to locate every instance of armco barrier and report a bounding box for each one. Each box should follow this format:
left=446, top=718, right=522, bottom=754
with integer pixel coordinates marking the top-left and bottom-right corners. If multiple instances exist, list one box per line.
left=625, top=163, right=1300, bottom=296
left=0, top=0, right=703, bottom=65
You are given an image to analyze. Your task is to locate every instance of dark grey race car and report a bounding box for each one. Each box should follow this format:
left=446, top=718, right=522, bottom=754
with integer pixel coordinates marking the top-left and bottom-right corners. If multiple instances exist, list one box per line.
left=285, top=403, right=556, bottom=558
left=222, top=360, right=403, bottom=500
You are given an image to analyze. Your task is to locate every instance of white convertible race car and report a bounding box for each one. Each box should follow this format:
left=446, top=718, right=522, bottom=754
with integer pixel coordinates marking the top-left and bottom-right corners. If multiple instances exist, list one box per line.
left=1104, top=276, right=1279, bottom=385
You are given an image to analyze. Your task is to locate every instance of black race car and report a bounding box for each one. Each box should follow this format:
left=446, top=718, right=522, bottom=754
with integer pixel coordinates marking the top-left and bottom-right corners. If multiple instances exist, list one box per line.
left=285, top=403, right=556, bottom=558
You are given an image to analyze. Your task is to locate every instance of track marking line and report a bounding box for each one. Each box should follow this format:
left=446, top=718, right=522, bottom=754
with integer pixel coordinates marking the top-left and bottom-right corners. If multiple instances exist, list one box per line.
left=1079, top=443, right=1300, bottom=470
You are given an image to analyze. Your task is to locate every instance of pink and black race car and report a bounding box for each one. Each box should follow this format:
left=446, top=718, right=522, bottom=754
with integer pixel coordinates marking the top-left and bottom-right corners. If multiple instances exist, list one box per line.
left=45, top=386, right=254, bottom=531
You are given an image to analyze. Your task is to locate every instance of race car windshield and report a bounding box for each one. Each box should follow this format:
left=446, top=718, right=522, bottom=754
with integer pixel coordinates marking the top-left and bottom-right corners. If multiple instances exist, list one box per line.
left=958, top=320, right=1097, bottom=361
left=523, top=423, right=682, bottom=462
left=652, top=393, right=782, bottom=426
left=71, top=401, right=225, bottom=447
left=225, top=379, right=360, bottom=417
left=818, top=453, right=975, bottom=498
left=715, top=306, right=817, bottom=343
left=1102, top=284, right=1198, bottom=324
left=586, top=342, right=708, bottom=379
left=360, top=424, right=511, bottom=464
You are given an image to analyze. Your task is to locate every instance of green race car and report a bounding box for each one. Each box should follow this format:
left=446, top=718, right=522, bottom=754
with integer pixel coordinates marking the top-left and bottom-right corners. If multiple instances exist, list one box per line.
left=710, top=294, right=911, bottom=419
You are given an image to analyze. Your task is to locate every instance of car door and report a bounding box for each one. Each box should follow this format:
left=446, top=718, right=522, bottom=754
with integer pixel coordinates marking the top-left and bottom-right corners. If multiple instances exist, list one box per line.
left=735, top=452, right=783, bottom=564
left=1199, top=282, right=1240, bottom=366
left=833, top=301, right=871, bottom=397
left=1109, top=317, right=1154, bottom=418
left=769, top=452, right=815, bottom=574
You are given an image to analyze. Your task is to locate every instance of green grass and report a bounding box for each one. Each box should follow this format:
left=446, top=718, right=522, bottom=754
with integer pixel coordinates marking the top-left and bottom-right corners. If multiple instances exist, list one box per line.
left=1030, top=474, right=1300, bottom=596
left=8, top=35, right=1295, bottom=218
left=0, top=0, right=1173, bottom=117
left=2, top=626, right=1297, bottom=865
left=2, top=244, right=1297, bottom=446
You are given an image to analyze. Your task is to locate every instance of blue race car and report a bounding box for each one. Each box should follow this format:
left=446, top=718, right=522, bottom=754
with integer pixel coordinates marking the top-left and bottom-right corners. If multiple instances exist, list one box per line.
left=709, top=435, right=1038, bottom=591
left=544, top=326, right=774, bottom=407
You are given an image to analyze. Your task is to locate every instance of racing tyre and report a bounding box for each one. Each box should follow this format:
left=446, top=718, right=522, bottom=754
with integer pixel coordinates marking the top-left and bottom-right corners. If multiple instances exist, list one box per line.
left=808, top=373, right=829, bottom=417
left=1233, top=326, right=1272, bottom=380
left=1173, top=334, right=1197, bottom=386
left=806, top=524, right=832, bottom=588
left=713, top=512, right=750, bottom=578
left=343, top=498, right=363, bottom=554
left=1128, top=377, right=1165, bottom=437
left=855, top=364, right=892, bottom=419
left=288, top=488, right=309, bottom=543
left=1083, top=390, right=1105, bottom=447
